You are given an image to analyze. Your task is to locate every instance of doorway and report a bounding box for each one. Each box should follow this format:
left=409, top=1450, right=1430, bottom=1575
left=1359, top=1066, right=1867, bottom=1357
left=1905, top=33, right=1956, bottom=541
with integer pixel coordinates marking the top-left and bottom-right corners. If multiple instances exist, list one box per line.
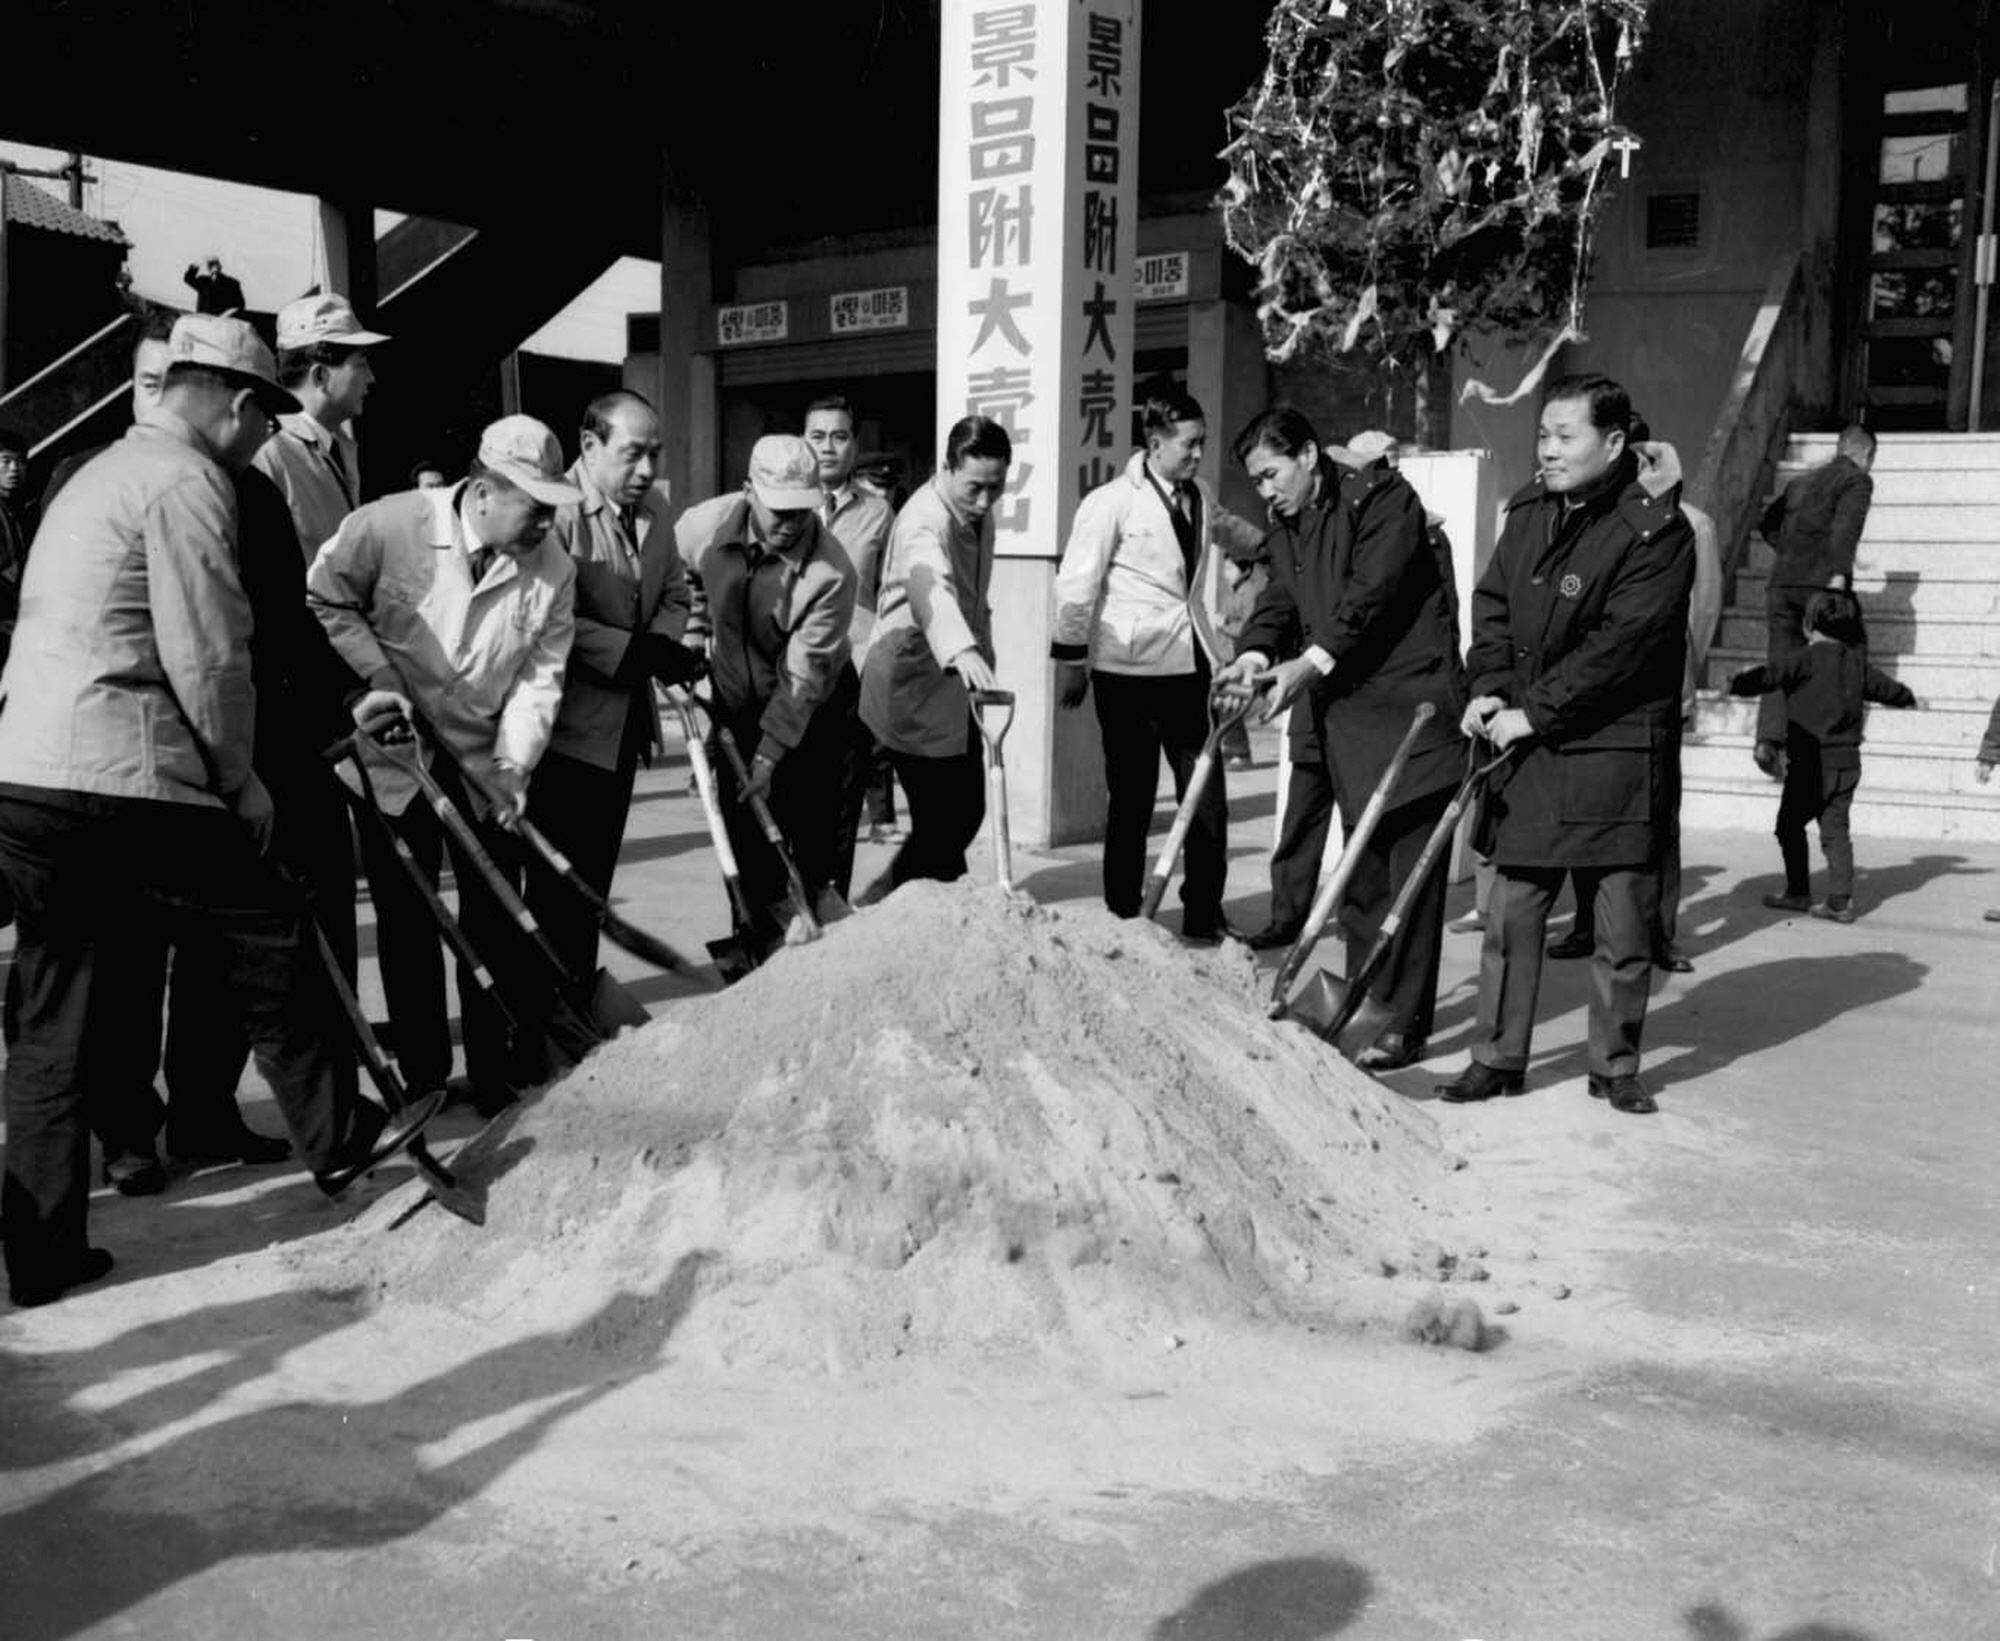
left=1848, top=1, right=2000, bottom=429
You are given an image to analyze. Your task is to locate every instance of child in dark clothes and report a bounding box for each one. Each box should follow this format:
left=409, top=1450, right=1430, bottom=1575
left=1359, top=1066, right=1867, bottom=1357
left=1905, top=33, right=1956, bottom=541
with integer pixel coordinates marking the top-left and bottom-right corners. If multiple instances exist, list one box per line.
left=1728, top=589, right=1919, bottom=922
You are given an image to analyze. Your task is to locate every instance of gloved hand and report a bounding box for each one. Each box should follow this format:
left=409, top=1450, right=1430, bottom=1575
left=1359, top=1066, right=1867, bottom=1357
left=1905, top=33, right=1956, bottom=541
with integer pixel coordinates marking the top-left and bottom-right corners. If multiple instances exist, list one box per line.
left=352, top=688, right=414, bottom=743
left=644, top=634, right=707, bottom=688
left=486, top=759, right=528, bottom=823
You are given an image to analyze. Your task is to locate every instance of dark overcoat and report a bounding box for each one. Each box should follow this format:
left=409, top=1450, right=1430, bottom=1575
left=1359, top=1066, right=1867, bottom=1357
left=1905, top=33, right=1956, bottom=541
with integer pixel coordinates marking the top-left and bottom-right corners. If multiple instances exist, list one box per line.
left=1467, top=454, right=1695, bottom=869
left=1237, top=457, right=1466, bottom=818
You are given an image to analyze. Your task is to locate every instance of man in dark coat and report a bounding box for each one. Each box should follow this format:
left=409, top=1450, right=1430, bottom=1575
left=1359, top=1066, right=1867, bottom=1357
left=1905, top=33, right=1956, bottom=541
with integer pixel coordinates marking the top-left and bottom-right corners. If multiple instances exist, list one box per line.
left=1223, top=406, right=1467, bottom=1072
left=1436, top=374, right=1694, bottom=1116
left=1754, top=424, right=1875, bottom=772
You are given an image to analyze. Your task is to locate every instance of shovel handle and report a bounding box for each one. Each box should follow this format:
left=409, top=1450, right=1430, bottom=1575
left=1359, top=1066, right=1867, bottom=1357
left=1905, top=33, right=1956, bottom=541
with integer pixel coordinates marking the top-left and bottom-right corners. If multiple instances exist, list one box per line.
left=665, top=688, right=757, bottom=929
left=1268, top=701, right=1435, bottom=1012
left=1137, top=683, right=1264, bottom=922
left=709, top=718, right=820, bottom=940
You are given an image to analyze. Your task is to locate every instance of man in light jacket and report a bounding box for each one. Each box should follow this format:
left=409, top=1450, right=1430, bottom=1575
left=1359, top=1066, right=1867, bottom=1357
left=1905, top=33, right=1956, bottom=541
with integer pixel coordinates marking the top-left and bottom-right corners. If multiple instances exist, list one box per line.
left=857, top=415, right=1010, bottom=900
left=253, top=293, right=389, bottom=561
left=309, top=415, right=579, bottom=1112
left=0, top=316, right=406, bottom=1307
left=1051, top=386, right=1264, bottom=940
left=524, top=390, right=700, bottom=986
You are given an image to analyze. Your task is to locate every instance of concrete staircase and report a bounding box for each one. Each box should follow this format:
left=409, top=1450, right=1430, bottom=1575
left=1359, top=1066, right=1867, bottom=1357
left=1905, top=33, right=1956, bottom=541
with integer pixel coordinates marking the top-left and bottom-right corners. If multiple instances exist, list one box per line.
left=1684, top=432, right=2000, bottom=842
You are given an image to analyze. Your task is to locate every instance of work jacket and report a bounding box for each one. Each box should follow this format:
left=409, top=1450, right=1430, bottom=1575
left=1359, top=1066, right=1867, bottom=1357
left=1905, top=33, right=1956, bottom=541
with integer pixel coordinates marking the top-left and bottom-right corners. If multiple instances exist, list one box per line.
left=1050, top=450, right=1263, bottom=676
left=1235, top=455, right=1466, bottom=817
left=860, top=476, right=993, bottom=759
left=1467, top=446, right=1695, bottom=869
left=307, top=484, right=576, bottom=814
left=822, top=482, right=896, bottom=660
left=252, top=411, right=359, bottom=564
left=0, top=410, right=256, bottom=808
left=545, top=463, right=691, bottom=771
left=675, top=493, right=856, bottom=767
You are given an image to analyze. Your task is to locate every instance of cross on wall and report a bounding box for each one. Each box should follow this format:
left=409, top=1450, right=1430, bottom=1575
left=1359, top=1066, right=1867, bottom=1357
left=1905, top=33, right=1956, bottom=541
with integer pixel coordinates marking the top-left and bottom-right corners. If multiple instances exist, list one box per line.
left=1612, top=133, right=1643, bottom=178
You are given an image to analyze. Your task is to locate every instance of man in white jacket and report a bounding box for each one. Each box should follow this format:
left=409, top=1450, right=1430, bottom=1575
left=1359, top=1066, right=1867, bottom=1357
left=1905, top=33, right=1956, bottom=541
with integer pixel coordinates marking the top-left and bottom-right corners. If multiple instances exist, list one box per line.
left=1050, top=388, right=1263, bottom=939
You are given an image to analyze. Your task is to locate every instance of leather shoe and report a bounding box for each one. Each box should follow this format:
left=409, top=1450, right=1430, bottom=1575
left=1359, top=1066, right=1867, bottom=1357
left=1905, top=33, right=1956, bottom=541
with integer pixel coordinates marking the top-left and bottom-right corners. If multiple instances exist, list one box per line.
left=1652, top=946, right=1694, bottom=973
left=1182, top=917, right=1243, bottom=946
left=9, top=1246, right=114, bottom=1309
left=1434, top=1063, right=1526, bottom=1103
left=1355, top=1032, right=1428, bottom=1072
left=102, top=1151, right=167, bottom=1197
left=1761, top=892, right=1810, bottom=913
left=1587, top=1072, right=1658, bottom=1114
left=1545, top=929, right=1593, bottom=959
left=1244, top=923, right=1302, bottom=952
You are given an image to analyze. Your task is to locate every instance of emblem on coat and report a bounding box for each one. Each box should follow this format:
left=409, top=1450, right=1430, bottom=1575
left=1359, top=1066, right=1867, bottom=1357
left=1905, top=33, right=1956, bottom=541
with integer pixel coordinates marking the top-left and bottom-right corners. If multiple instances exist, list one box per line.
left=1558, top=572, right=1583, bottom=598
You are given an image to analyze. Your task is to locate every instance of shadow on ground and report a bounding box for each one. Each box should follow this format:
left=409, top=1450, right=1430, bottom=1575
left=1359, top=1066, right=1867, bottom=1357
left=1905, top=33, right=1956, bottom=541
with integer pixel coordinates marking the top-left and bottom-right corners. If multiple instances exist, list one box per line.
left=0, top=1254, right=707, bottom=1641
left=1149, top=1556, right=1372, bottom=1639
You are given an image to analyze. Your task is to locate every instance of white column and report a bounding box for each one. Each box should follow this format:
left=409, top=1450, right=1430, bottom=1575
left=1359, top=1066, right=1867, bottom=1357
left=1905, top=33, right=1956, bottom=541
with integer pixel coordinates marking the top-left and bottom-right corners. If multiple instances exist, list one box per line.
left=937, top=0, right=1141, bottom=847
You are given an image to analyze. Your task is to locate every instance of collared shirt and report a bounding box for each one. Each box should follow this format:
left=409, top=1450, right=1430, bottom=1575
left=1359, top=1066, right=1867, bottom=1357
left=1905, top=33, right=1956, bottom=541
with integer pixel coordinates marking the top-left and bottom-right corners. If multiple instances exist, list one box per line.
left=820, top=481, right=896, bottom=655
left=544, top=462, right=691, bottom=770
left=253, top=411, right=359, bottom=563
left=307, top=483, right=576, bottom=813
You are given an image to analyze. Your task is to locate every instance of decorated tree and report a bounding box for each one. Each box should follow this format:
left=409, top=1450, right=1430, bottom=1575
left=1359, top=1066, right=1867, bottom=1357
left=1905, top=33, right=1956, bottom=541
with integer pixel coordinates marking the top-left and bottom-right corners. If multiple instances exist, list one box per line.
left=1220, top=0, right=1652, bottom=422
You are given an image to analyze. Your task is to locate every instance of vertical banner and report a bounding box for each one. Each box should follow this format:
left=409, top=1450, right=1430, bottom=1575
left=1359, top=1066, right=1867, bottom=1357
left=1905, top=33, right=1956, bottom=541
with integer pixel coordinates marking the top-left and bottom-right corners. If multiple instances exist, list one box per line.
left=938, top=0, right=1140, bottom=560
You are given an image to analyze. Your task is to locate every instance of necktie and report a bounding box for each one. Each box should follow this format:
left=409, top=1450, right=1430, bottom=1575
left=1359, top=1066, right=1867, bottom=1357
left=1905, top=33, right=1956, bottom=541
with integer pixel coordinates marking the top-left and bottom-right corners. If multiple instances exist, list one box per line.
left=469, top=546, right=493, bottom=584
left=619, top=505, right=638, bottom=542
left=325, top=438, right=353, bottom=503
left=823, top=494, right=838, bottom=531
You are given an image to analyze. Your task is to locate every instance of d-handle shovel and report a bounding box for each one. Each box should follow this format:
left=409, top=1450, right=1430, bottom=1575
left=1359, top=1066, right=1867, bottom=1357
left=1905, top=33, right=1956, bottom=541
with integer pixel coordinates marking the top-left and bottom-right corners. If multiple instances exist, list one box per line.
left=1268, top=702, right=1434, bottom=1016
left=662, top=686, right=763, bottom=980
left=968, top=688, right=1016, bottom=890
left=1138, top=681, right=1261, bottom=922
left=1286, top=745, right=1512, bottom=1049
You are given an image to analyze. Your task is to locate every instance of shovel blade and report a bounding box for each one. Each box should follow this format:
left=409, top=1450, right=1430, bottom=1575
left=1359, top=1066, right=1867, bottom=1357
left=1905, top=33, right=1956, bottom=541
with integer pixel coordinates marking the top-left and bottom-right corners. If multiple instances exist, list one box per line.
left=590, top=966, right=650, bottom=1034
left=1284, top=968, right=1350, bottom=1041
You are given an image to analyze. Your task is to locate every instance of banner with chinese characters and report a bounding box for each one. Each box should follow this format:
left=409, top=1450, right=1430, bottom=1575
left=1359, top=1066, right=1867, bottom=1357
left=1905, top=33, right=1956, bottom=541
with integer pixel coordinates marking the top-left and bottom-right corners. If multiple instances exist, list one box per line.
left=937, top=0, right=1140, bottom=560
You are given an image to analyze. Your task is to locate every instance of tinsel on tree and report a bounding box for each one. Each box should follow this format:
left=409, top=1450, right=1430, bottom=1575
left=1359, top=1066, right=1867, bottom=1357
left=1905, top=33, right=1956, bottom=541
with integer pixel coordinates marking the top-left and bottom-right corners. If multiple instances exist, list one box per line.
left=1221, top=0, right=1651, bottom=400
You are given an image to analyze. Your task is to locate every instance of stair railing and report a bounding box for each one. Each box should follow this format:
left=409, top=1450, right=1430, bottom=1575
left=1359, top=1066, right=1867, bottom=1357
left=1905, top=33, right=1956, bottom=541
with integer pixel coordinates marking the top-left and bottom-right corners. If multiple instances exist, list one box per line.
left=1684, top=252, right=1811, bottom=623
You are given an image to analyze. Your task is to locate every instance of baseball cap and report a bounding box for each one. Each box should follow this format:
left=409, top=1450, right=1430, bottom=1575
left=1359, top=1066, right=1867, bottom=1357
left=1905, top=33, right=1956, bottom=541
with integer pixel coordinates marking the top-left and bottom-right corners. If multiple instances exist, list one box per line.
left=276, top=293, right=391, bottom=352
left=167, top=315, right=300, bottom=415
left=476, top=415, right=583, bottom=507
left=747, top=434, right=824, bottom=511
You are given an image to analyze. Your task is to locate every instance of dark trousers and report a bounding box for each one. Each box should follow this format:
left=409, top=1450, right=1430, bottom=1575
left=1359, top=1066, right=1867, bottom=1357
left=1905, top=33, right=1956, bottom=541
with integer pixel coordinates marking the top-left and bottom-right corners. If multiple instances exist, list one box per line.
left=354, top=765, right=534, bottom=1096
left=128, top=764, right=360, bottom=1153
left=1269, top=756, right=1338, bottom=933
left=1775, top=741, right=1860, bottom=902
left=714, top=668, right=860, bottom=937
left=1473, top=864, right=1657, bottom=1078
left=1338, top=782, right=1453, bottom=1043
left=1756, top=583, right=1817, bottom=745
left=0, top=794, right=350, bottom=1291
left=831, top=711, right=894, bottom=900
left=1564, top=729, right=1686, bottom=953
left=886, top=736, right=987, bottom=888
left=1091, top=668, right=1227, bottom=924
left=524, top=747, right=641, bottom=986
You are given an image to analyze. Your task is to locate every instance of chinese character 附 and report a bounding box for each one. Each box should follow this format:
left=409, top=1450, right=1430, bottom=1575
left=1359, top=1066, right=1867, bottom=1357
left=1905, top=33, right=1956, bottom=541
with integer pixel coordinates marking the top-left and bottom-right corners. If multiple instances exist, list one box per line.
left=1082, top=190, right=1118, bottom=275
left=970, top=185, right=1034, bottom=269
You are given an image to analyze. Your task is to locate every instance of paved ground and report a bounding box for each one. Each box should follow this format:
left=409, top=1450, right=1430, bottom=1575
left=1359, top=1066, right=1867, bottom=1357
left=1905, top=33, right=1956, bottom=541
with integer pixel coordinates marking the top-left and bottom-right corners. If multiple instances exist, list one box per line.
left=4, top=718, right=1999, bottom=1639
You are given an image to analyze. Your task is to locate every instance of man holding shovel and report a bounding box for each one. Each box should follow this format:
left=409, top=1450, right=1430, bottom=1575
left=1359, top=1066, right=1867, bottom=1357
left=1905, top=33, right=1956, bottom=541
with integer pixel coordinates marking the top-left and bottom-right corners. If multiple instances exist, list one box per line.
left=308, top=415, right=580, bottom=1115
left=674, top=434, right=859, bottom=959
left=1051, top=387, right=1264, bottom=942
left=1219, top=406, right=1466, bottom=1073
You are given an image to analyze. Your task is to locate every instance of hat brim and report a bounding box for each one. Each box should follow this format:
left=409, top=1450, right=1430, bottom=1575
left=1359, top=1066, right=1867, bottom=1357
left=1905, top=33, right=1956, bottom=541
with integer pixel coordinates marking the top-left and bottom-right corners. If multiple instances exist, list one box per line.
left=210, top=369, right=300, bottom=417
left=277, top=326, right=391, bottom=351
left=752, top=480, right=825, bottom=511
left=489, top=462, right=583, bottom=507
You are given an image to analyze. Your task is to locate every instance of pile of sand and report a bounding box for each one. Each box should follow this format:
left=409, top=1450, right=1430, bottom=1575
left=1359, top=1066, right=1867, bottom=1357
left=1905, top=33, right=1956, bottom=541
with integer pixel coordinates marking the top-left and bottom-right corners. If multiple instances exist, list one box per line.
left=326, top=883, right=1485, bottom=1376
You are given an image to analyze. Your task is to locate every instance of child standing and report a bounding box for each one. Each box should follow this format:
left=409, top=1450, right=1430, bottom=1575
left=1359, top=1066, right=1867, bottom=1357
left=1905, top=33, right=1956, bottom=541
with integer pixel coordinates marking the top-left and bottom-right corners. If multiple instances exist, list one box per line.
left=1728, top=589, right=1919, bottom=922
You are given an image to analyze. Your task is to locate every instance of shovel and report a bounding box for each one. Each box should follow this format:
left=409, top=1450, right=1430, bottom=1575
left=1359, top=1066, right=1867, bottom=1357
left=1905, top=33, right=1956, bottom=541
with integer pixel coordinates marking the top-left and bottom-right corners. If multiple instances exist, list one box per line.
left=706, top=711, right=822, bottom=946
left=333, top=754, right=608, bottom=1077
left=663, top=685, right=764, bottom=978
left=1138, top=681, right=1260, bottom=922
left=1285, top=745, right=1511, bottom=1049
left=968, top=688, right=1016, bottom=890
left=346, top=730, right=649, bottom=1041
left=1268, top=702, right=1434, bottom=1014
left=418, top=721, right=715, bottom=991
left=306, top=921, right=486, bottom=1225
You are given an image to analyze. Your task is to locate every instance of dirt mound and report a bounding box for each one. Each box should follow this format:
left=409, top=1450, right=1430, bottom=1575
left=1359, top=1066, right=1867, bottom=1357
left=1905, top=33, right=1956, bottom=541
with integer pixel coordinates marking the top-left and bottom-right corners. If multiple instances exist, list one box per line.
left=324, top=882, right=1478, bottom=1375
